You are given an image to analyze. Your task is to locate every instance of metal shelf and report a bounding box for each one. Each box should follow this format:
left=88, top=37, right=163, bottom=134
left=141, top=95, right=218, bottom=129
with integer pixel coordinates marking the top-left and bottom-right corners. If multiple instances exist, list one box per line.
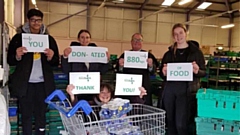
left=208, top=78, right=229, bottom=82
left=209, top=67, right=240, bottom=70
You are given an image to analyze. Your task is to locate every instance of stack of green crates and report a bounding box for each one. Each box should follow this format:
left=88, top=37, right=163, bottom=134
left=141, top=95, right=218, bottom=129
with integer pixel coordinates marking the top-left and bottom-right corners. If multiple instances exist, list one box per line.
left=47, top=110, right=65, bottom=135
left=196, top=89, right=240, bottom=135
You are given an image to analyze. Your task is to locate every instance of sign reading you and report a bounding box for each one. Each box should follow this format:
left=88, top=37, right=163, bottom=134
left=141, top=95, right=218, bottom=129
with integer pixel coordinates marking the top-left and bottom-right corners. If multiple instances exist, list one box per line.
left=69, top=72, right=100, bottom=94
left=167, top=63, right=193, bottom=81
left=22, top=33, right=49, bottom=52
left=124, top=51, right=148, bottom=69
left=115, top=74, right=142, bottom=95
left=68, top=46, right=108, bottom=63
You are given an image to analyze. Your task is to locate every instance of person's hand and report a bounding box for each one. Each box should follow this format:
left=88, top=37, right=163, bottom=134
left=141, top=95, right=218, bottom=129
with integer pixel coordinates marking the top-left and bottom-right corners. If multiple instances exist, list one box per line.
left=147, top=58, right=153, bottom=67
left=139, top=87, right=147, bottom=98
left=192, top=61, right=199, bottom=74
left=162, top=64, right=167, bottom=76
left=106, top=51, right=110, bottom=61
left=44, top=48, right=54, bottom=61
left=63, top=47, right=72, bottom=57
left=119, top=58, right=124, bottom=67
left=66, top=84, right=75, bottom=97
left=16, top=47, right=27, bottom=59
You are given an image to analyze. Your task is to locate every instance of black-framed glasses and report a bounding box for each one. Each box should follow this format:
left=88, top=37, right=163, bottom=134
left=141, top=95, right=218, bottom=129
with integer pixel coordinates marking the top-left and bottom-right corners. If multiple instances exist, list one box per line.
left=30, top=18, right=43, bottom=23
left=132, top=38, right=143, bottom=42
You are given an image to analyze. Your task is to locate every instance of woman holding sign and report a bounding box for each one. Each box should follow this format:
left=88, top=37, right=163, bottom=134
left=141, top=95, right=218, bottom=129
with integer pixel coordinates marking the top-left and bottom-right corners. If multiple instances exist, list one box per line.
left=159, top=23, right=206, bottom=135
left=61, top=29, right=109, bottom=102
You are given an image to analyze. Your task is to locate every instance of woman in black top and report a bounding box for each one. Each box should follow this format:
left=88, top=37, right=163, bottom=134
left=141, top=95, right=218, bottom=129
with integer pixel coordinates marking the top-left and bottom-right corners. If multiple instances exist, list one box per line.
left=159, top=23, right=206, bottom=135
left=61, top=29, right=109, bottom=101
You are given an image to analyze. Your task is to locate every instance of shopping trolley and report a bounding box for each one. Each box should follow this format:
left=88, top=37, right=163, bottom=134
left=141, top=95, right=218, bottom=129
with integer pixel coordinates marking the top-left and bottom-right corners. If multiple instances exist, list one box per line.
left=45, top=90, right=166, bottom=135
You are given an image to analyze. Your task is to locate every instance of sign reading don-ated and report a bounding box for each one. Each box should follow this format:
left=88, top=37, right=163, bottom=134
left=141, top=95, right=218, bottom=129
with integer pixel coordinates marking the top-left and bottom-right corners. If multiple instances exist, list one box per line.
left=68, top=46, right=108, bottom=63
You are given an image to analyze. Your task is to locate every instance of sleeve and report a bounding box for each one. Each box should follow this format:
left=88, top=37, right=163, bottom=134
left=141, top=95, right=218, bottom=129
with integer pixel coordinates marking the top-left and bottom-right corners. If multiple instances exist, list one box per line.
left=159, top=52, right=169, bottom=80
left=115, top=53, right=124, bottom=73
left=61, top=56, right=72, bottom=75
left=99, top=63, right=109, bottom=75
left=7, top=34, right=21, bottom=66
left=48, top=36, right=60, bottom=66
left=194, top=50, right=206, bottom=77
left=148, top=53, right=158, bottom=75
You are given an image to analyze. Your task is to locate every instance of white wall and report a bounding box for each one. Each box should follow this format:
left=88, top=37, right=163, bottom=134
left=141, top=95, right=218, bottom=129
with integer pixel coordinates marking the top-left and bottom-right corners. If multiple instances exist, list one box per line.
left=28, top=1, right=239, bottom=58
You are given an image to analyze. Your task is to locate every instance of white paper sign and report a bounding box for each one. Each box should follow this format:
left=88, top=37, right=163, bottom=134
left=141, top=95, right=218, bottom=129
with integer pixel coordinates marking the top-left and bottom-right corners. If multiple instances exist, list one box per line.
left=124, top=51, right=148, bottom=69
left=69, top=72, right=100, bottom=94
left=115, top=74, right=142, bottom=95
left=68, top=46, right=108, bottom=63
left=22, top=33, right=49, bottom=52
left=167, top=63, right=193, bottom=81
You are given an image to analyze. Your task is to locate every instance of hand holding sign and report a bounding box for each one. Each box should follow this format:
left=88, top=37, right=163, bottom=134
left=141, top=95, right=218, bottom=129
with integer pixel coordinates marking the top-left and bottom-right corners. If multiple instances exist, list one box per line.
left=139, top=87, right=147, bottom=98
left=16, top=47, right=27, bottom=59
left=162, top=64, right=167, bottom=76
left=44, top=48, right=54, bottom=61
left=63, top=47, right=72, bottom=57
left=192, top=61, right=199, bottom=74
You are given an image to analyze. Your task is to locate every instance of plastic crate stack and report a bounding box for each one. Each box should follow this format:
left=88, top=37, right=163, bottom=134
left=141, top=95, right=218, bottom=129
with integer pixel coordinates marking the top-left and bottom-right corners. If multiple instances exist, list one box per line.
left=196, top=89, right=240, bottom=135
left=46, top=71, right=68, bottom=135
left=8, top=98, right=19, bottom=135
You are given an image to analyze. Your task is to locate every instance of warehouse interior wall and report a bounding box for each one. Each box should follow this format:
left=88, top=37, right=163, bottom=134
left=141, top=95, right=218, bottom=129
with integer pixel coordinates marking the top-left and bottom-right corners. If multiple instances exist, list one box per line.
left=7, top=1, right=237, bottom=58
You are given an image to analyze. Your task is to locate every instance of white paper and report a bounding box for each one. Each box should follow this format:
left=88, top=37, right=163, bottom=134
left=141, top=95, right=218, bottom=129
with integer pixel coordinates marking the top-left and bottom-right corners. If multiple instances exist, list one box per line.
left=68, top=46, right=108, bottom=63
left=124, top=51, right=148, bottom=69
left=22, top=33, right=49, bottom=52
left=167, top=63, right=193, bottom=81
left=69, top=72, right=100, bottom=94
left=115, top=74, right=142, bottom=95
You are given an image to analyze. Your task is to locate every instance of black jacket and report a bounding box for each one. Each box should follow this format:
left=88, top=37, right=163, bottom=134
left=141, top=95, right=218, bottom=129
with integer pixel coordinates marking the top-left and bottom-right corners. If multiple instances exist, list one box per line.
left=159, top=42, right=206, bottom=94
left=115, top=50, right=158, bottom=103
left=61, top=42, right=109, bottom=76
left=7, top=30, right=59, bottom=97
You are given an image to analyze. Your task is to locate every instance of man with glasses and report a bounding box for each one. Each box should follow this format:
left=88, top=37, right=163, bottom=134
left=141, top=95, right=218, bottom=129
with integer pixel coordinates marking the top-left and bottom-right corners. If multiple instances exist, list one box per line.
left=116, top=33, right=158, bottom=105
left=7, top=9, right=59, bottom=135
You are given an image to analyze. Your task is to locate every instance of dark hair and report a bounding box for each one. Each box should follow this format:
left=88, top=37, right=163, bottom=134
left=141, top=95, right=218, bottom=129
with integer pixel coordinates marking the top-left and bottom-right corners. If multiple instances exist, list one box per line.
left=100, top=83, right=114, bottom=99
left=171, top=23, right=187, bottom=56
left=27, top=9, right=43, bottom=19
left=77, top=29, right=91, bottom=39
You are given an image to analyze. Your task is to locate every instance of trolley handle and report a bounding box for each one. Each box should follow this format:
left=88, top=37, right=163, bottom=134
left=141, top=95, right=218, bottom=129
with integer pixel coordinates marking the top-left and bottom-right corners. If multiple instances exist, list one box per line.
left=45, top=90, right=67, bottom=102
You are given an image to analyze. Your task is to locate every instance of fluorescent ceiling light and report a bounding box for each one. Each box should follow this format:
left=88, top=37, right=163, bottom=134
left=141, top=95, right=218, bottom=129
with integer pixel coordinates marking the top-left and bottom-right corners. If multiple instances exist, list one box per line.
left=32, top=0, right=36, bottom=5
left=162, top=0, right=175, bottom=6
left=197, top=2, right=212, bottom=9
left=112, top=0, right=124, bottom=3
left=178, top=0, right=192, bottom=5
left=221, top=24, right=235, bottom=29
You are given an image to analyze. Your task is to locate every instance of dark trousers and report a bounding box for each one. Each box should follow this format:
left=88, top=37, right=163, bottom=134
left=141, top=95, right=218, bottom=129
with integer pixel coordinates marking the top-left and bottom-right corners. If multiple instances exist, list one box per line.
left=19, top=83, right=47, bottom=135
left=163, top=82, right=188, bottom=135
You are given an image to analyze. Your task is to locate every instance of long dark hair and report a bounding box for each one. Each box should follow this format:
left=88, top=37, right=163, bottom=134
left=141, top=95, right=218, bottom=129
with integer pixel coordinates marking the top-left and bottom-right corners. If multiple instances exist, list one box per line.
left=77, top=29, right=91, bottom=39
left=171, top=23, right=187, bottom=56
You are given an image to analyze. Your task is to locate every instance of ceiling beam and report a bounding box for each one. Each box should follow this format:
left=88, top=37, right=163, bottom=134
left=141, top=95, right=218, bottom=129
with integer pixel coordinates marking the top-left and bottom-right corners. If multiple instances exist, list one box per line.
left=140, top=0, right=149, bottom=9
left=206, top=0, right=225, bottom=5
left=230, top=0, right=240, bottom=4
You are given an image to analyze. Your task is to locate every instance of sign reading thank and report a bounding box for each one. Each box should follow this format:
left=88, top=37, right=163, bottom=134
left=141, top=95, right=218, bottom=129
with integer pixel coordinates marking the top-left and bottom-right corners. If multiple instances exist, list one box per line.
left=69, top=72, right=100, bottom=94
left=115, top=74, right=142, bottom=95
left=68, top=46, right=108, bottom=63
left=22, top=33, right=49, bottom=52
left=167, top=63, right=193, bottom=81
left=124, top=51, right=148, bottom=69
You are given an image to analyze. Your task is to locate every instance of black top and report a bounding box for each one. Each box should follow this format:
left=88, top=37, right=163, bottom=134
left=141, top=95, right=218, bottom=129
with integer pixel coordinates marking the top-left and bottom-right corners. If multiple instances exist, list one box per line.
left=175, top=47, right=190, bottom=62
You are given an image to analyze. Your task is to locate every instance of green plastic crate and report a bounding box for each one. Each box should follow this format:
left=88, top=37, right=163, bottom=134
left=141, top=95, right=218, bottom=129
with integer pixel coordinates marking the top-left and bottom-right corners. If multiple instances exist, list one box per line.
left=197, top=89, right=240, bottom=121
left=195, top=117, right=240, bottom=135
